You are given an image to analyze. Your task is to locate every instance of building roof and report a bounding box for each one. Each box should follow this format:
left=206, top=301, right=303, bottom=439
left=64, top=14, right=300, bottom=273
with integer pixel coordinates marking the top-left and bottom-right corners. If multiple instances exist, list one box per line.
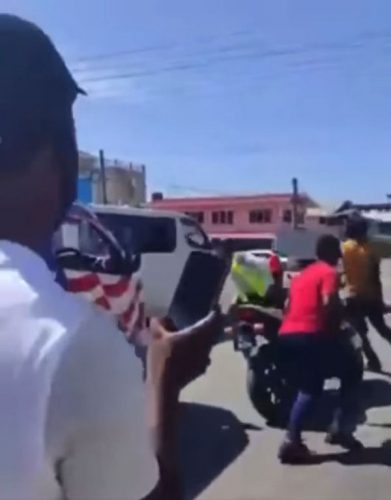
left=335, top=200, right=391, bottom=212
left=79, top=150, right=96, bottom=160
left=150, top=192, right=318, bottom=209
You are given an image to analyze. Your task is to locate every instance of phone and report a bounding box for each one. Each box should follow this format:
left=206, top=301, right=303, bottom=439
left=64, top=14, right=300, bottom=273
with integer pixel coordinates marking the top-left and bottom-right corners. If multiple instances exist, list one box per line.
left=168, top=250, right=230, bottom=330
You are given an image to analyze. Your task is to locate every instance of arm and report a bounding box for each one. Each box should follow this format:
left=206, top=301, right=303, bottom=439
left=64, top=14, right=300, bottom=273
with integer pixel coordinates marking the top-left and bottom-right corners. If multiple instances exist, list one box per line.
left=141, top=389, right=181, bottom=500
left=321, top=270, right=342, bottom=333
left=144, top=312, right=221, bottom=499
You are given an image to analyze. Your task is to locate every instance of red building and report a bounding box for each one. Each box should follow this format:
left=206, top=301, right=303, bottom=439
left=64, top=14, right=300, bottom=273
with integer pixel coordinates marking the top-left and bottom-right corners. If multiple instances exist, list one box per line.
left=150, top=192, right=319, bottom=249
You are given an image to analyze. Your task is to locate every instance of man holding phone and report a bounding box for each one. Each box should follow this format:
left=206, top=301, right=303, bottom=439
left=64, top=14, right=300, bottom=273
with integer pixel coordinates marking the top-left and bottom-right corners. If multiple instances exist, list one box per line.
left=0, top=14, right=220, bottom=499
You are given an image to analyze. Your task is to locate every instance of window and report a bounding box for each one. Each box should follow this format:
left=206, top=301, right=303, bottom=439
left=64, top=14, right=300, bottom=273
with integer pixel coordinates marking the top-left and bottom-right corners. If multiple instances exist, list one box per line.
left=249, top=210, right=263, bottom=224
left=283, top=209, right=292, bottom=223
left=211, top=210, right=234, bottom=225
left=249, top=209, right=273, bottom=224
left=97, top=213, right=177, bottom=254
left=79, top=220, right=109, bottom=256
left=264, top=209, right=272, bottom=224
left=181, top=217, right=213, bottom=250
left=324, top=216, right=343, bottom=227
left=220, top=211, right=226, bottom=224
left=379, top=222, right=391, bottom=235
left=185, top=211, right=204, bottom=224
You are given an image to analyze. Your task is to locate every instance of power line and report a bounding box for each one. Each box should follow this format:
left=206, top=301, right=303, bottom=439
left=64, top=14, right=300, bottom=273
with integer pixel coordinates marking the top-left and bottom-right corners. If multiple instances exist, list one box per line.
left=77, top=45, right=390, bottom=85
left=71, top=28, right=391, bottom=69
left=74, top=52, right=390, bottom=106
left=71, top=38, right=265, bottom=75
left=74, top=32, right=391, bottom=85
left=71, top=28, right=257, bottom=65
left=73, top=42, right=178, bottom=64
left=166, top=183, right=234, bottom=196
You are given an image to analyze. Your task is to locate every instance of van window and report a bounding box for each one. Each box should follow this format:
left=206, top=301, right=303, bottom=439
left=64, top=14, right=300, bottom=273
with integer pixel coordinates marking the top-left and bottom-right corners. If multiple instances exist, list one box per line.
left=180, top=217, right=212, bottom=250
left=79, top=220, right=110, bottom=257
left=378, top=221, right=391, bottom=235
left=97, top=213, right=177, bottom=254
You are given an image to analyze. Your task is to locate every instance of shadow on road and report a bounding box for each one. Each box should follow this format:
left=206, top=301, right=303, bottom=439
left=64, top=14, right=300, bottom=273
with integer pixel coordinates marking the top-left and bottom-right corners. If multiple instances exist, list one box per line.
left=309, top=439, right=391, bottom=467
left=266, top=376, right=391, bottom=432
left=301, top=377, right=391, bottom=432
left=179, top=402, right=251, bottom=500
left=361, top=377, right=391, bottom=409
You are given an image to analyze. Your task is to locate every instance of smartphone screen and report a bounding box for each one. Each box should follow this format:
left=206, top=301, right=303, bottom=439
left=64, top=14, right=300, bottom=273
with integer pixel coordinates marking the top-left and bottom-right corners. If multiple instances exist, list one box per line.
left=168, top=251, right=229, bottom=330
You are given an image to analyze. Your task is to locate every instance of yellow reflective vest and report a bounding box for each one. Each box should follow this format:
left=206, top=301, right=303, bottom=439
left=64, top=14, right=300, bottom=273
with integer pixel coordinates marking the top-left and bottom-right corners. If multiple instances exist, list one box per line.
left=231, top=253, right=273, bottom=301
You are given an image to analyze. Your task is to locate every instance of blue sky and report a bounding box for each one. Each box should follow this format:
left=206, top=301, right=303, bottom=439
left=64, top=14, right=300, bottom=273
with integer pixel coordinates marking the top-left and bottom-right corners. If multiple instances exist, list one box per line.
left=3, top=0, right=391, bottom=204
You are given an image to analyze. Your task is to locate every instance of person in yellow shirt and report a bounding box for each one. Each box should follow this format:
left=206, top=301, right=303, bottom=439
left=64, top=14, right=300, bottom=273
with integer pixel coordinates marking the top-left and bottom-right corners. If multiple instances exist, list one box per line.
left=342, top=215, right=391, bottom=372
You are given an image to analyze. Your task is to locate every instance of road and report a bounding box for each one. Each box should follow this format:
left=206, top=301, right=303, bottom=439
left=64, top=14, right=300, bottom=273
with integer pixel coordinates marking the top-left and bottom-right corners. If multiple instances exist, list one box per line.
left=179, top=262, right=391, bottom=500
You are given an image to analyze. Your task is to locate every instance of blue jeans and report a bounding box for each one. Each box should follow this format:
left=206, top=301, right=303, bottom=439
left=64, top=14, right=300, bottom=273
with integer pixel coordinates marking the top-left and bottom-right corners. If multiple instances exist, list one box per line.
left=279, top=333, right=363, bottom=442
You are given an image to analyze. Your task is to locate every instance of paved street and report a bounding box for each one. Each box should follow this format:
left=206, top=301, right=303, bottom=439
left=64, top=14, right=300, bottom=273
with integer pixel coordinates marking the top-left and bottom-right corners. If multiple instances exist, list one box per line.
left=179, top=262, right=391, bottom=500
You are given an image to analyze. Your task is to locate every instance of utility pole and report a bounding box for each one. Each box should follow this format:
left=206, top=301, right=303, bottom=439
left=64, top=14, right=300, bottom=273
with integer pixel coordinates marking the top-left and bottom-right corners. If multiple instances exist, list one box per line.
left=99, top=149, right=108, bottom=204
left=292, top=177, right=299, bottom=229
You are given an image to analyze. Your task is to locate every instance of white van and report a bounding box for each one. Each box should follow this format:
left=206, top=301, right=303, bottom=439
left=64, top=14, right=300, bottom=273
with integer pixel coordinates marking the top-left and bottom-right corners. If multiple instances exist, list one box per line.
left=80, top=204, right=215, bottom=318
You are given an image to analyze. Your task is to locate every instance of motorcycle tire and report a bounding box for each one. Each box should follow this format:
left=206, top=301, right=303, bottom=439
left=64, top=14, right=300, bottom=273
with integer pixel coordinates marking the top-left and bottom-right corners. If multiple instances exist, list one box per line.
left=246, top=344, right=294, bottom=426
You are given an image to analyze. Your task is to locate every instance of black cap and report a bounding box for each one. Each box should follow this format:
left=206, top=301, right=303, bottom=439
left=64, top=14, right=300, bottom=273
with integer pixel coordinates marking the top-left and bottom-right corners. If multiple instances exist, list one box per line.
left=0, top=14, right=84, bottom=101
left=0, top=14, right=85, bottom=163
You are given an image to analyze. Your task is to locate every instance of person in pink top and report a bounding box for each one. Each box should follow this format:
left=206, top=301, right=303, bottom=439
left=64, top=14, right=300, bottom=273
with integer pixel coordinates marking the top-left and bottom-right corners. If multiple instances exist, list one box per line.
left=278, top=235, right=364, bottom=464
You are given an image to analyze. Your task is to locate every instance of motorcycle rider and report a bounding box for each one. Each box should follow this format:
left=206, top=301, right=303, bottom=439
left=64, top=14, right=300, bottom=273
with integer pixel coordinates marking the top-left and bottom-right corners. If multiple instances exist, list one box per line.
left=278, top=234, right=363, bottom=464
left=342, top=214, right=391, bottom=372
left=231, top=250, right=286, bottom=308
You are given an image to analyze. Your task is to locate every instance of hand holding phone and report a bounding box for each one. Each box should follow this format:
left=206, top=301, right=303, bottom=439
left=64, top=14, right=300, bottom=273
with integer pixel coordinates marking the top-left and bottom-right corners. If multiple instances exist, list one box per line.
left=148, top=308, right=222, bottom=391
left=167, top=251, right=230, bottom=331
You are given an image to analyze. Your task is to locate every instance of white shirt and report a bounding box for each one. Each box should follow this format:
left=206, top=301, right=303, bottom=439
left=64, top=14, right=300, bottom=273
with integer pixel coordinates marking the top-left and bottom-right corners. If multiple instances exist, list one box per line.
left=0, top=242, right=158, bottom=500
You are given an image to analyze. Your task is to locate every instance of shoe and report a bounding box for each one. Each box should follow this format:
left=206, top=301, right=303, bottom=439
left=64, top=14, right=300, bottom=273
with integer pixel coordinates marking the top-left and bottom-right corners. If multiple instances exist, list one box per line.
left=278, top=440, right=313, bottom=464
left=325, top=432, right=364, bottom=451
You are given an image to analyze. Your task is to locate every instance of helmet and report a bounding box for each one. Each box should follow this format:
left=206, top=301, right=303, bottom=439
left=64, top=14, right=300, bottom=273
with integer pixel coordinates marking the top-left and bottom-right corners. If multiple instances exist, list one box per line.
left=268, top=253, right=283, bottom=275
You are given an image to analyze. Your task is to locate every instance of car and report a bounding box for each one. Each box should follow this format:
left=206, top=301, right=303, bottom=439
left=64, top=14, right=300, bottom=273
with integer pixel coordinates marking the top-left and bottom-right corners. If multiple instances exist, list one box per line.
left=239, top=249, right=288, bottom=267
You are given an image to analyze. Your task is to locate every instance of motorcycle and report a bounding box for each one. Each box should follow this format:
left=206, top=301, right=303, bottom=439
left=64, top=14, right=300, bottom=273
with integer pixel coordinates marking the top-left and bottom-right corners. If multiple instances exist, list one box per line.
left=230, top=300, right=295, bottom=425
left=229, top=297, right=364, bottom=425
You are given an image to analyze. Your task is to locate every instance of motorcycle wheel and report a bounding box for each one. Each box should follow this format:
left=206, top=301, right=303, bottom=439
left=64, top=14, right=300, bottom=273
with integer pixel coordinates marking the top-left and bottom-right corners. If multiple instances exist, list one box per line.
left=246, top=344, right=294, bottom=426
